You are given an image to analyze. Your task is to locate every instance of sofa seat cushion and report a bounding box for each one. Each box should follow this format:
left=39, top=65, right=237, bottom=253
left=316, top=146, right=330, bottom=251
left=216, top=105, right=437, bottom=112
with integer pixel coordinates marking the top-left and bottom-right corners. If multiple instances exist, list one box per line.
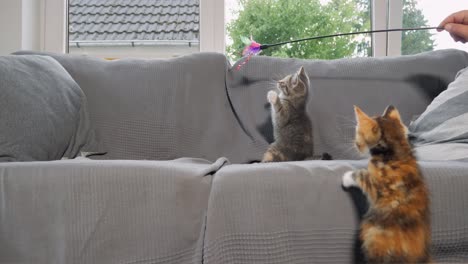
left=204, top=160, right=468, bottom=263
left=0, top=157, right=227, bottom=264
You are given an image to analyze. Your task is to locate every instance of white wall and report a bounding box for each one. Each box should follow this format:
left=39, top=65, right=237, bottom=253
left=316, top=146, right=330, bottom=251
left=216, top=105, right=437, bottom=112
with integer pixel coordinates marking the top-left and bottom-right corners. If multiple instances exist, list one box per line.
left=0, top=0, right=43, bottom=55
left=0, top=1, right=22, bottom=55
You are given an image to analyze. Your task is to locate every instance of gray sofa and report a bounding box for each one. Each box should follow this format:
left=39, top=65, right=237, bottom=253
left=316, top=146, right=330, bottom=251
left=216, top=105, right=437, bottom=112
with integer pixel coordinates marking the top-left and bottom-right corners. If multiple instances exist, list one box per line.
left=2, top=49, right=468, bottom=263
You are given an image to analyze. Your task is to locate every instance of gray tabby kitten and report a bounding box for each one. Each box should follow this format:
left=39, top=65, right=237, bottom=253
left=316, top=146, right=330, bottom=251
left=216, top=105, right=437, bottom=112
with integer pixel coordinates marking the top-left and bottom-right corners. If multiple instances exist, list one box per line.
left=262, top=66, right=331, bottom=162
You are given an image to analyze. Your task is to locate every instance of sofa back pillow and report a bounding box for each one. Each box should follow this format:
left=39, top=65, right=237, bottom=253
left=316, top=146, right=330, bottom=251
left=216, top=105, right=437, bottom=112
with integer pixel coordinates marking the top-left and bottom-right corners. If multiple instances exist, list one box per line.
left=0, top=55, right=102, bottom=161
left=13, top=52, right=264, bottom=163
left=228, top=49, right=468, bottom=159
left=409, top=66, right=468, bottom=161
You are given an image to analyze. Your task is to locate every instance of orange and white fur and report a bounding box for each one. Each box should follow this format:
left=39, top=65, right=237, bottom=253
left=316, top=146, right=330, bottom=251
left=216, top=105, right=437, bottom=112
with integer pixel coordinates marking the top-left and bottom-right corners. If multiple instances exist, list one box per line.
left=342, top=105, right=431, bottom=264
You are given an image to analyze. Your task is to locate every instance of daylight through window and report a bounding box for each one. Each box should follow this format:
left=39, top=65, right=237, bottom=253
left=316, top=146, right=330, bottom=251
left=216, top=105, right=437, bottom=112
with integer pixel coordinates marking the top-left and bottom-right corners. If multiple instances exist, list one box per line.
left=68, top=0, right=200, bottom=59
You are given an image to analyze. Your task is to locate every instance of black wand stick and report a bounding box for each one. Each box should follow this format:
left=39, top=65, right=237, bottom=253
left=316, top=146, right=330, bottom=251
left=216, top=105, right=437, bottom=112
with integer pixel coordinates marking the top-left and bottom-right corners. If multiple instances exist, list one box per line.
left=259, top=26, right=443, bottom=50
left=236, top=26, right=443, bottom=70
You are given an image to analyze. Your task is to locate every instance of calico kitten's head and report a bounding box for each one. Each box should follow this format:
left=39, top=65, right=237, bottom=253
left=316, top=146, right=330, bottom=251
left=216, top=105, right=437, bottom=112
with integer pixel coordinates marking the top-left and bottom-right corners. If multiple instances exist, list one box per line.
left=353, top=105, right=408, bottom=154
left=277, top=66, right=309, bottom=102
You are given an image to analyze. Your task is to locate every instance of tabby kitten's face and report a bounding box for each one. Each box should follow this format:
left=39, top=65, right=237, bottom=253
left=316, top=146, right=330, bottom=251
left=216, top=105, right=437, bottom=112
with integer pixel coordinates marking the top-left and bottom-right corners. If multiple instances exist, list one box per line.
left=277, top=66, right=309, bottom=101
left=353, top=105, right=408, bottom=154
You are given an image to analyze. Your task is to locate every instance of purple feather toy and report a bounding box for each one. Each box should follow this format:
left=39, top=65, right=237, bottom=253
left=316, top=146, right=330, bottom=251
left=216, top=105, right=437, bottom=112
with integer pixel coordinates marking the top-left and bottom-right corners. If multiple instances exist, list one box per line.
left=235, top=36, right=262, bottom=70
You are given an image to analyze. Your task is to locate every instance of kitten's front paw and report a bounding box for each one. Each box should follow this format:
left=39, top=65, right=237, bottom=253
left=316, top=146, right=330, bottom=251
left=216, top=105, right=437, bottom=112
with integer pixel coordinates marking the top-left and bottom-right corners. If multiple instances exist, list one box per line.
left=342, top=171, right=357, bottom=188
left=267, top=91, right=278, bottom=104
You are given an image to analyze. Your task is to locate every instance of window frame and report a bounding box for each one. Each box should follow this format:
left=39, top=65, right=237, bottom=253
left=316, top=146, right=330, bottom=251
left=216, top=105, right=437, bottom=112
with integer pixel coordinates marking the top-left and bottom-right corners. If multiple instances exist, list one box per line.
left=43, top=0, right=225, bottom=54
left=200, top=0, right=225, bottom=53
left=372, top=0, right=388, bottom=57
left=42, top=0, right=399, bottom=57
left=371, top=0, right=403, bottom=57
left=387, top=0, right=403, bottom=57
left=43, top=0, right=68, bottom=53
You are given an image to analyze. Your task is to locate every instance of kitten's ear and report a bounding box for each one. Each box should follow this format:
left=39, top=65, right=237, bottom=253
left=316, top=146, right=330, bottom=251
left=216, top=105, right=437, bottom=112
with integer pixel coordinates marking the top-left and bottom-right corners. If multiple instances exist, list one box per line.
left=383, top=105, right=402, bottom=122
left=355, top=105, right=378, bottom=132
left=297, top=66, right=309, bottom=87
left=298, top=66, right=305, bottom=76
left=354, top=105, right=375, bottom=124
left=354, top=105, right=371, bottom=123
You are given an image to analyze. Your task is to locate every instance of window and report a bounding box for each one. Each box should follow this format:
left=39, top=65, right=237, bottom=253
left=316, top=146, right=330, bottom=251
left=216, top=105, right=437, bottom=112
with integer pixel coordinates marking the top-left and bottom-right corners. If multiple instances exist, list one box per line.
left=41, top=0, right=467, bottom=59
left=225, top=0, right=372, bottom=61
left=399, top=0, right=468, bottom=55
left=225, top=0, right=468, bottom=60
left=68, top=0, right=201, bottom=59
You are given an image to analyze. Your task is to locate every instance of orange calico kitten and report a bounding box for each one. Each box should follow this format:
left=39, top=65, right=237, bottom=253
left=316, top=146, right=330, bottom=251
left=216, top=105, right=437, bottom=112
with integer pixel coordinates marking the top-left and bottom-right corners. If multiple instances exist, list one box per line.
left=342, top=105, right=431, bottom=264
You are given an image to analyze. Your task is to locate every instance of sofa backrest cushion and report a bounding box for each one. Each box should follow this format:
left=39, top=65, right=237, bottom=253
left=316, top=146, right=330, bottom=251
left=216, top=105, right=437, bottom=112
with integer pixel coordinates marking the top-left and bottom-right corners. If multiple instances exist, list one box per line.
left=228, top=49, right=468, bottom=159
left=408, top=65, right=468, bottom=161
left=0, top=55, right=102, bottom=161
left=14, top=52, right=264, bottom=162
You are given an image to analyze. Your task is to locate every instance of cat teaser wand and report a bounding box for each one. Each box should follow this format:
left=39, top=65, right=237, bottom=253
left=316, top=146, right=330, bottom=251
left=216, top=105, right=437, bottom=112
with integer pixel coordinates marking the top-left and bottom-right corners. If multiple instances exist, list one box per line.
left=236, top=26, right=443, bottom=70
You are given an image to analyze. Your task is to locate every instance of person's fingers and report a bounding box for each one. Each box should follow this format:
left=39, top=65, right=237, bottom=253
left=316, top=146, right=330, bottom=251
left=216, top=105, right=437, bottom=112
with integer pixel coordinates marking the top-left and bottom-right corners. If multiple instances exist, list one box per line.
left=450, top=32, right=463, bottom=42
left=438, top=12, right=457, bottom=29
left=438, top=10, right=468, bottom=31
left=446, top=23, right=468, bottom=42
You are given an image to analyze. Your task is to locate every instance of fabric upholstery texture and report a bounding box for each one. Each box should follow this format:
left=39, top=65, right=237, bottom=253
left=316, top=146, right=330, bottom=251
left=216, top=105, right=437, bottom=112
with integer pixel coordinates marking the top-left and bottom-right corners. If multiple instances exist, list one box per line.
left=228, top=49, right=468, bottom=160
left=0, top=55, right=101, bottom=161
left=15, top=49, right=468, bottom=162
left=0, top=158, right=227, bottom=264
left=410, top=66, right=468, bottom=161
left=5, top=49, right=468, bottom=263
left=14, top=51, right=265, bottom=163
left=204, top=160, right=468, bottom=264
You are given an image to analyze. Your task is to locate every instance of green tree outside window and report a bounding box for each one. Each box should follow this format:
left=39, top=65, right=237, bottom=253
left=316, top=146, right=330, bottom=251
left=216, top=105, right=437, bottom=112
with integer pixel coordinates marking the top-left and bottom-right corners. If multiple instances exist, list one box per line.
left=227, top=0, right=433, bottom=61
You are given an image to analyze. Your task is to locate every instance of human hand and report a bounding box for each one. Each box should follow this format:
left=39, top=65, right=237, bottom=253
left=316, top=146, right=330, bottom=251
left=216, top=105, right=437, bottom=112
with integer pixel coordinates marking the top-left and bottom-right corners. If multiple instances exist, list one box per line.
left=438, top=10, right=468, bottom=43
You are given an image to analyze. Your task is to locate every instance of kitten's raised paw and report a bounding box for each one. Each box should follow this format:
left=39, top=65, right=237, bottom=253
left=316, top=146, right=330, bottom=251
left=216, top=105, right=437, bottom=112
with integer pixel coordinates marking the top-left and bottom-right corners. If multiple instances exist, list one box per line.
left=267, top=90, right=278, bottom=104
left=342, top=171, right=357, bottom=188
